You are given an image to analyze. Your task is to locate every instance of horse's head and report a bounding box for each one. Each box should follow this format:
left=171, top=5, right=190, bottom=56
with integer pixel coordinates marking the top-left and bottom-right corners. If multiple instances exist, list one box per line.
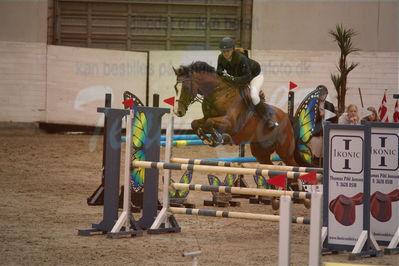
left=172, top=66, right=199, bottom=117
left=172, top=61, right=218, bottom=117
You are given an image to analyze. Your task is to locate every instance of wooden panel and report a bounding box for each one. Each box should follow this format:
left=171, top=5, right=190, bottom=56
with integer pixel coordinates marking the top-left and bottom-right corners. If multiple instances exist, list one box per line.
left=53, top=0, right=248, bottom=50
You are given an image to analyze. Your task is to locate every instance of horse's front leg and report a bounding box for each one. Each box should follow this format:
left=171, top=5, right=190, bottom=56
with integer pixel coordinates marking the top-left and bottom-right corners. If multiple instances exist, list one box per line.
left=203, top=116, right=234, bottom=146
left=191, top=118, right=214, bottom=144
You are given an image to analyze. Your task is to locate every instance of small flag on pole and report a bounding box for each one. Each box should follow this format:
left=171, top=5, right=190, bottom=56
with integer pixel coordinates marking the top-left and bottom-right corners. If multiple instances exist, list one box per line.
left=164, top=96, right=175, bottom=106
left=378, top=91, right=389, bottom=122
left=122, top=98, right=134, bottom=108
left=393, top=99, right=399, bottom=123
left=267, top=174, right=286, bottom=189
left=289, top=81, right=298, bottom=90
left=299, top=171, right=317, bottom=185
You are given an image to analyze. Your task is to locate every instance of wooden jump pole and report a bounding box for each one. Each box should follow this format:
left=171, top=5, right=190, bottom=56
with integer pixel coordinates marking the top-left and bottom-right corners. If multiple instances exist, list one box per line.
left=171, top=157, right=323, bottom=173
left=131, top=161, right=323, bottom=181
left=171, top=183, right=311, bottom=200
left=169, top=207, right=310, bottom=224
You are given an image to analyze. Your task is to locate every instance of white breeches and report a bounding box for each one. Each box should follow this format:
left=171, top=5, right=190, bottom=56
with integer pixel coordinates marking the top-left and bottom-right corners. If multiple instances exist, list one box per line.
left=249, top=72, right=264, bottom=105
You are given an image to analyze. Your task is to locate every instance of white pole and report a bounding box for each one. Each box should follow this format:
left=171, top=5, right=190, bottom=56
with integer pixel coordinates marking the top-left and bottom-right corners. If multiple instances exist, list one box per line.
left=110, top=109, right=133, bottom=233
left=278, top=195, right=292, bottom=266
left=150, top=108, right=174, bottom=229
left=308, top=192, right=322, bottom=266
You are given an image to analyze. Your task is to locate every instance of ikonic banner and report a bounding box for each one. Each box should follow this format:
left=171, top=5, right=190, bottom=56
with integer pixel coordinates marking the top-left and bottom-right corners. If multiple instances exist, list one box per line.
left=327, top=128, right=366, bottom=247
left=370, top=124, right=399, bottom=245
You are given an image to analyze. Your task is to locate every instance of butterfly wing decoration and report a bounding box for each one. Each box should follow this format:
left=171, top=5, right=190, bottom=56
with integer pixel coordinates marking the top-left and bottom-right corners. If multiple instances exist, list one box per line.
left=293, top=87, right=323, bottom=166
left=253, top=175, right=270, bottom=189
left=208, top=174, right=222, bottom=186
left=131, top=111, right=147, bottom=192
left=208, top=174, right=222, bottom=197
left=169, top=171, right=193, bottom=199
left=123, top=91, right=145, bottom=108
left=223, top=173, right=237, bottom=187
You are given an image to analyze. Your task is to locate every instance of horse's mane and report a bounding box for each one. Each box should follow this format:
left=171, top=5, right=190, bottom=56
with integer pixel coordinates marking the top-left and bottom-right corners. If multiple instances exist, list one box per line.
left=180, top=61, right=216, bottom=75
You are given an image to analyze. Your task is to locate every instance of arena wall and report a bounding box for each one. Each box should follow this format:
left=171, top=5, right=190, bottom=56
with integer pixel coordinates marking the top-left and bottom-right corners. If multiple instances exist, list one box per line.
left=252, top=0, right=398, bottom=52
left=46, top=45, right=147, bottom=126
left=0, top=0, right=48, bottom=43
left=0, top=41, right=397, bottom=128
left=0, top=1, right=397, bottom=129
left=0, top=41, right=47, bottom=123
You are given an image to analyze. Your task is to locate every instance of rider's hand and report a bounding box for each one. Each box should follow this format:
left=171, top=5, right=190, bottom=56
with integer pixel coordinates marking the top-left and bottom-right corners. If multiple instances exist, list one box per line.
left=222, top=70, right=235, bottom=81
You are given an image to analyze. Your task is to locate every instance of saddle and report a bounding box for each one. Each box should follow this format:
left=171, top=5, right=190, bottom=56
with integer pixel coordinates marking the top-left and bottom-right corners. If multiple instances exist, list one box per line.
left=329, top=193, right=364, bottom=226
left=370, top=189, right=399, bottom=222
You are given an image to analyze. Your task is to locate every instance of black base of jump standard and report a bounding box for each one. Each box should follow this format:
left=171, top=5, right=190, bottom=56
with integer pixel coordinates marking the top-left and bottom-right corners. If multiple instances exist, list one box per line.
left=348, top=249, right=384, bottom=260
left=384, top=247, right=399, bottom=255
left=146, top=215, right=181, bottom=235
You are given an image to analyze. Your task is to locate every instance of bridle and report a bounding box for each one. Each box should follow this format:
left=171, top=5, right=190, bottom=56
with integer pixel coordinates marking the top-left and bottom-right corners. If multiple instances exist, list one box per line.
left=174, top=75, right=203, bottom=111
left=174, top=71, right=236, bottom=112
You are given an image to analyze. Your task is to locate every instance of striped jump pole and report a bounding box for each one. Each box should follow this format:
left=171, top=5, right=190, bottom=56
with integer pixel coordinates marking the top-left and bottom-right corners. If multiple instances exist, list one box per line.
left=201, top=156, right=282, bottom=162
left=169, top=207, right=310, bottom=224
left=131, top=161, right=323, bottom=182
left=160, top=134, right=210, bottom=141
left=171, top=157, right=323, bottom=173
left=171, top=183, right=312, bottom=200
left=160, top=139, right=205, bottom=146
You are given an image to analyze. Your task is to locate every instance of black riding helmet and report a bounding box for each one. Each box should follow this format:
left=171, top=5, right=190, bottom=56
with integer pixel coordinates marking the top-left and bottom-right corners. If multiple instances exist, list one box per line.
left=219, top=37, right=235, bottom=51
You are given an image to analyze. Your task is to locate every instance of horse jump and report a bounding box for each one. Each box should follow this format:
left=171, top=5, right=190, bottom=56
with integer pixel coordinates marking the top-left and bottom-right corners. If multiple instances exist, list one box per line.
left=131, top=161, right=323, bottom=182
left=170, top=157, right=323, bottom=173
left=171, top=183, right=311, bottom=200
left=169, top=207, right=310, bottom=224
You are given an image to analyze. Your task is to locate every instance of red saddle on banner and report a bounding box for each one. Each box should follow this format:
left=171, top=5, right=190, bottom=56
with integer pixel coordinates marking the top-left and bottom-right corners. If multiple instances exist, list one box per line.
left=329, top=193, right=364, bottom=226
left=370, top=189, right=399, bottom=222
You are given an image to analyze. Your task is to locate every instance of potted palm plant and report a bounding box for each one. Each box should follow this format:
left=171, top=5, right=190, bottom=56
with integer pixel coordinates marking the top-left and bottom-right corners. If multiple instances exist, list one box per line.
left=329, top=24, right=360, bottom=116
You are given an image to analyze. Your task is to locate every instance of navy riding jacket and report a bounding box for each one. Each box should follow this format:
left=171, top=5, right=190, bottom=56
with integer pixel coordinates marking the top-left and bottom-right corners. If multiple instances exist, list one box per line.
left=217, top=51, right=261, bottom=84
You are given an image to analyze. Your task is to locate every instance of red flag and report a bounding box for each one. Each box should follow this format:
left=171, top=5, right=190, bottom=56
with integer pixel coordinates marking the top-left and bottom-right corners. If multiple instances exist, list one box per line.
left=267, top=174, right=286, bottom=189
left=163, top=96, right=175, bottom=106
left=299, top=171, right=317, bottom=185
left=393, top=99, right=399, bottom=123
left=378, top=92, right=389, bottom=122
left=289, top=81, right=297, bottom=90
left=122, top=98, right=134, bottom=108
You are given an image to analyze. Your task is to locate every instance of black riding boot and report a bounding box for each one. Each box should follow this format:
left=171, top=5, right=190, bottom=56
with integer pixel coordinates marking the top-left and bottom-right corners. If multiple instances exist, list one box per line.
left=254, top=102, right=279, bottom=129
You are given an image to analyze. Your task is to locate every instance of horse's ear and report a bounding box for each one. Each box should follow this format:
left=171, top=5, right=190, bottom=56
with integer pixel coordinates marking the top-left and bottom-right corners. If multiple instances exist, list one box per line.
left=172, top=66, right=180, bottom=75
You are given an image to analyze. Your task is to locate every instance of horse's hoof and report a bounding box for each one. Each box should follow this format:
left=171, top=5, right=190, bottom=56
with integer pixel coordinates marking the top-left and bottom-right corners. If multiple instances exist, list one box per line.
left=208, top=140, right=219, bottom=147
left=271, top=198, right=280, bottom=210
left=203, top=139, right=211, bottom=145
left=303, top=199, right=311, bottom=209
left=221, top=134, right=232, bottom=145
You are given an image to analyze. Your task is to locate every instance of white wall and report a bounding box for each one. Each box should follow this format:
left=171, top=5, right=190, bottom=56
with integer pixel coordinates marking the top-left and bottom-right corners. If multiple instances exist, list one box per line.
left=0, top=42, right=148, bottom=127
left=252, top=50, right=398, bottom=115
left=252, top=0, right=398, bottom=52
left=0, top=41, right=47, bottom=123
left=46, top=45, right=147, bottom=126
left=0, top=43, right=397, bottom=127
left=0, top=0, right=48, bottom=43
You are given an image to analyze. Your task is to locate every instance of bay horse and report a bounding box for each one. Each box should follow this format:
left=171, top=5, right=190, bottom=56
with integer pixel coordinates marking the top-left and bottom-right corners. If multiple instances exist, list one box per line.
left=172, top=61, right=297, bottom=166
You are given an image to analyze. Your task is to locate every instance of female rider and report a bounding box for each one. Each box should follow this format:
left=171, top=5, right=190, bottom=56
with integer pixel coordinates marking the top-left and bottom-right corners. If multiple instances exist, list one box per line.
left=217, top=37, right=278, bottom=129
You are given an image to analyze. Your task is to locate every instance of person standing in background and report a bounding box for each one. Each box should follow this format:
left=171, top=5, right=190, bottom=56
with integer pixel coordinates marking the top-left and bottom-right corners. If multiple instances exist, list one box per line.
left=339, top=104, right=360, bottom=125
